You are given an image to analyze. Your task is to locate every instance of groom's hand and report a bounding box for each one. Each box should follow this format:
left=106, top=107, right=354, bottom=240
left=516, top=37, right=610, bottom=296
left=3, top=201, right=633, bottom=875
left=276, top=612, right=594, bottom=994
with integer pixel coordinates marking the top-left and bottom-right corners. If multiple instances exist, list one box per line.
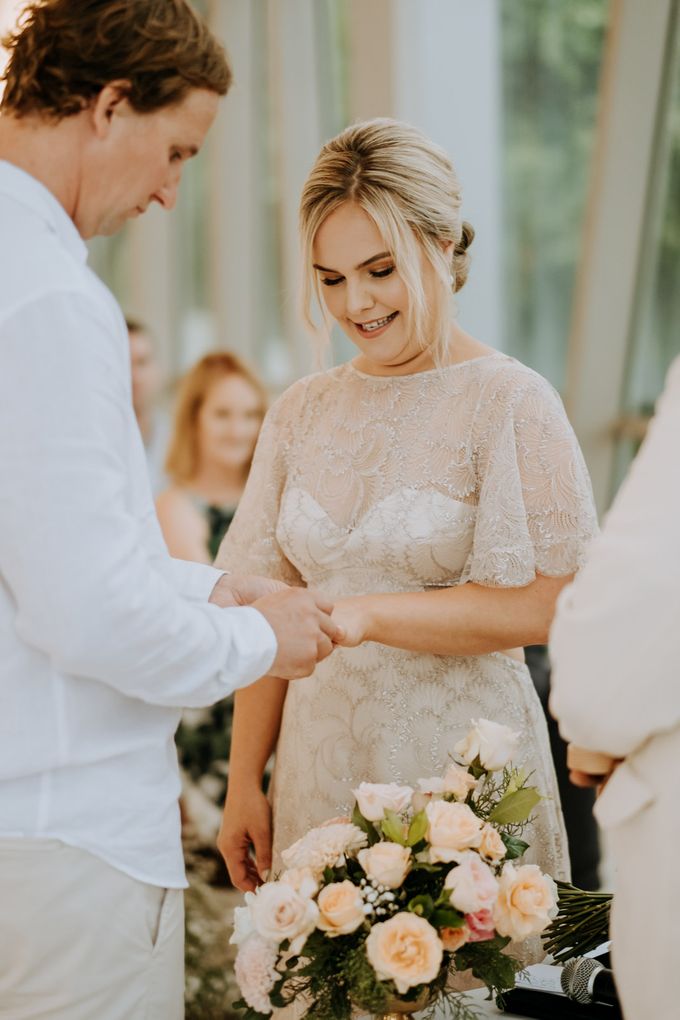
left=253, top=588, right=344, bottom=679
left=209, top=573, right=289, bottom=607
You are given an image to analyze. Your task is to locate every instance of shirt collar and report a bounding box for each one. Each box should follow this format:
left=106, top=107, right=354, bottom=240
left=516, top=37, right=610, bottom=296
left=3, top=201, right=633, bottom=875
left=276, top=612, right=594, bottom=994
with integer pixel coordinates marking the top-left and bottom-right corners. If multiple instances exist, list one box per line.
left=0, top=159, right=88, bottom=265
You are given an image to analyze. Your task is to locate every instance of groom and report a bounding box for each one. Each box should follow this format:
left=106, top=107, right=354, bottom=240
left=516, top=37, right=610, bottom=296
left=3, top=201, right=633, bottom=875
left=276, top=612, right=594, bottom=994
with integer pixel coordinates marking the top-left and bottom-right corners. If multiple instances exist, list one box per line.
left=0, top=2, right=340, bottom=1018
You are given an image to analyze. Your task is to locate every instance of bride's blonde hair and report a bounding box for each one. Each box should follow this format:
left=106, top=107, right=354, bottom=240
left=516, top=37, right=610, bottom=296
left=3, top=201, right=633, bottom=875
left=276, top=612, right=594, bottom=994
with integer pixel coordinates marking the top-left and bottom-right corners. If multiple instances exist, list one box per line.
left=299, top=118, right=474, bottom=362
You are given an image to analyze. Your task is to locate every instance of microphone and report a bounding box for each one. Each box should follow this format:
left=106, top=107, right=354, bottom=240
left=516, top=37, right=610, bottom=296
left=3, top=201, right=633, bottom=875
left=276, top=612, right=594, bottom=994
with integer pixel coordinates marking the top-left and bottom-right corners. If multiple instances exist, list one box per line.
left=561, top=957, right=620, bottom=1008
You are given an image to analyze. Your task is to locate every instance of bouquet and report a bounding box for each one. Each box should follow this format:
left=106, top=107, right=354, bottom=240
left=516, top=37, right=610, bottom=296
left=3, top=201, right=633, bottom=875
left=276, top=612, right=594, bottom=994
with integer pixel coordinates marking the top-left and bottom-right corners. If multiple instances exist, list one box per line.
left=231, top=719, right=558, bottom=1020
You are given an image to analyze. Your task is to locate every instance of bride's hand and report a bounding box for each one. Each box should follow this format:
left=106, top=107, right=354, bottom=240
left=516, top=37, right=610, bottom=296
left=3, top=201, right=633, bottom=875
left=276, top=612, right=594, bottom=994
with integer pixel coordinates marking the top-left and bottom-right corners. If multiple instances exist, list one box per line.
left=218, top=787, right=272, bottom=892
left=331, top=597, right=370, bottom=648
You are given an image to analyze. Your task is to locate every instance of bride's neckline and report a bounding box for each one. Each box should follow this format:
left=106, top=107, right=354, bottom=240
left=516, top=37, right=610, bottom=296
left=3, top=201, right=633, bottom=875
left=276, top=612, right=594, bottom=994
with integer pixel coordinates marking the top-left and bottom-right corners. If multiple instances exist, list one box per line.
left=346, top=351, right=506, bottom=381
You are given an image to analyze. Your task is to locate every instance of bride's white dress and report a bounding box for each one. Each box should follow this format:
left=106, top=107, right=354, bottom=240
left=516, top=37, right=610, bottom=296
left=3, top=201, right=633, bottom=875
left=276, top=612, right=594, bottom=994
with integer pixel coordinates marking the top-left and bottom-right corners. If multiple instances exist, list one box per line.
left=216, top=353, right=598, bottom=892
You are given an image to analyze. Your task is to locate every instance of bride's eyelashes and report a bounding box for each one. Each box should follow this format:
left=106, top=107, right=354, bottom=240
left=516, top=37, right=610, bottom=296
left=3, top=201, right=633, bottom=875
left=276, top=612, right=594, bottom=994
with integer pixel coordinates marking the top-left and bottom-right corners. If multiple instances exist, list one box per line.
left=319, top=265, right=395, bottom=287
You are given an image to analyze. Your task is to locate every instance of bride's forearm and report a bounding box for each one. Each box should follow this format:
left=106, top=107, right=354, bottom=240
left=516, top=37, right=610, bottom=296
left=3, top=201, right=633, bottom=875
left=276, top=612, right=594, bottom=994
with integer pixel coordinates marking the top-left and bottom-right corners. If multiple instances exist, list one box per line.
left=227, top=675, right=288, bottom=794
left=342, top=574, right=573, bottom=655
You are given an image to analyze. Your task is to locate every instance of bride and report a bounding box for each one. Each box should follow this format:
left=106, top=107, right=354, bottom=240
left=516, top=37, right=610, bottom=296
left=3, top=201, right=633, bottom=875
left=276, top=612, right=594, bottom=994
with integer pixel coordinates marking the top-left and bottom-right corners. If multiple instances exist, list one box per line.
left=216, top=118, right=597, bottom=901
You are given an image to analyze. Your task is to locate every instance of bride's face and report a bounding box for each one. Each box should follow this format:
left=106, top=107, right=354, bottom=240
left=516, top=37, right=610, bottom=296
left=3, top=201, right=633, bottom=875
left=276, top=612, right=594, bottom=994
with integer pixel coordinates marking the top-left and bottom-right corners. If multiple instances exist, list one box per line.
left=312, top=201, right=437, bottom=374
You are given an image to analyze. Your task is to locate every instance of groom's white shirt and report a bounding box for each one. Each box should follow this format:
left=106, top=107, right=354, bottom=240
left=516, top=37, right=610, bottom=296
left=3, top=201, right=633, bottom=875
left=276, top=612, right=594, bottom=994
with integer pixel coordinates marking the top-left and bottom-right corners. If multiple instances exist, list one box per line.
left=0, top=161, right=276, bottom=887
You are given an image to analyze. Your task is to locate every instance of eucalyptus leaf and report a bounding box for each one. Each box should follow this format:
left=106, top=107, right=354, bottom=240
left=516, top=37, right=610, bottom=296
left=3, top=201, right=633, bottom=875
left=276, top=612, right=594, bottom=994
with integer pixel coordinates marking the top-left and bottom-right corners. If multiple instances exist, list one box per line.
left=489, top=786, right=541, bottom=825
left=381, top=808, right=407, bottom=846
left=406, top=809, right=428, bottom=847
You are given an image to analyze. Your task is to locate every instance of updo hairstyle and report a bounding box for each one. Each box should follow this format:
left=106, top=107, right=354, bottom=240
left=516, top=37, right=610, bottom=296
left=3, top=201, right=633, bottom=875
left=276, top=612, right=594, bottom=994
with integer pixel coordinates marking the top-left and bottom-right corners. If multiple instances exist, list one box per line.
left=299, top=118, right=474, bottom=361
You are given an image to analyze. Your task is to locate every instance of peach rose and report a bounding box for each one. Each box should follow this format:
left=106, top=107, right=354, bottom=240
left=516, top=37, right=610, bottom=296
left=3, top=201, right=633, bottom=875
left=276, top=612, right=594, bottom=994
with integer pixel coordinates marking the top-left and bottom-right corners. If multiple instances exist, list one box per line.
left=425, top=801, right=483, bottom=863
left=249, top=880, right=319, bottom=954
left=358, top=842, right=412, bottom=889
left=412, top=777, right=447, bottom=814
left=478, top=824, right=507, bottom=864
left=440, top=925, right=470, bottom=952
left=442, top=762, right=479, bottom=800
left=493, top=863, right=558, bottom=940
left=414, top=765, right=477, bottom=812
left=444, top=854, right=499, bottom=914
left=454, top=719, right=520, bottom=772
left=366, top=913, right=444, bottom=994
left=353, top=782, right=414, bottom=822
left=316, top=881, right=365, bottom=937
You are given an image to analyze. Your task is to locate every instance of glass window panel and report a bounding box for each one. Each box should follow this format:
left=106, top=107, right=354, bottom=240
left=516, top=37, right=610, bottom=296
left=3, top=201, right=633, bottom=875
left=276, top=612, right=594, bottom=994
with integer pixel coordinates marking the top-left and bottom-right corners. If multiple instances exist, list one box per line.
left=613, top=6, right=680, bottom=494
left=500, top=0, right=609, bottom=391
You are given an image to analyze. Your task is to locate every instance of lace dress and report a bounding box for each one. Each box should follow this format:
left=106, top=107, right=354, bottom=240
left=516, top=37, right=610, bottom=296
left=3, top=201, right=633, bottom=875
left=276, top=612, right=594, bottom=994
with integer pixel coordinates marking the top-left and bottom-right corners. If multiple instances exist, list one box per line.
left=215, top=353, right=598, bottom=891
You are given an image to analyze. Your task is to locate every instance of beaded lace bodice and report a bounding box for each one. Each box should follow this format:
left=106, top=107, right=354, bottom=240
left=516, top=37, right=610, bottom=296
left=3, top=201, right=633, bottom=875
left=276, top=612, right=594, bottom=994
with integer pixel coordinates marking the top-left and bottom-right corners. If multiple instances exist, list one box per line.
left=217, top=354, right=596, bottom=596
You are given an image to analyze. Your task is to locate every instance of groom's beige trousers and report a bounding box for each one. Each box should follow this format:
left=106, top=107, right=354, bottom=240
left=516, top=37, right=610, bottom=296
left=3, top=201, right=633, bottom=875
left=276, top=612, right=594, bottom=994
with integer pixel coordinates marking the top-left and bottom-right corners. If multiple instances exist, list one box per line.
left=0, top=839, right=184, bottom=1020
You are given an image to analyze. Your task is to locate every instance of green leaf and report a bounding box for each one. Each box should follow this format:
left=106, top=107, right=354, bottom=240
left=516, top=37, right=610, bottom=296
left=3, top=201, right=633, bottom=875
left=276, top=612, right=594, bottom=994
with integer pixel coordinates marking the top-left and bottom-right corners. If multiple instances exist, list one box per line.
left=489, top=786, right=541, bottom=825
left=381, top=808, right=407, bottom=845
left=431, top=906, right=466, bottom=929
left=501, top=833, right=529, bottom=860
left=454, top=935, right=517, bottom=995
left=406, top=809, right=428, bottom=847
left=407, top=894, right=434, bottom=918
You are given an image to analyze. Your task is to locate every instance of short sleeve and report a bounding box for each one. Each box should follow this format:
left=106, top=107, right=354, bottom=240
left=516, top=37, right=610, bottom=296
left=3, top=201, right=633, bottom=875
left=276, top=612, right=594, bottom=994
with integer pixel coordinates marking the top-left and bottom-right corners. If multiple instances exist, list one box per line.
left=214, top=383, right=305, bottom=586
left=461, top=370, right=598, bottom=587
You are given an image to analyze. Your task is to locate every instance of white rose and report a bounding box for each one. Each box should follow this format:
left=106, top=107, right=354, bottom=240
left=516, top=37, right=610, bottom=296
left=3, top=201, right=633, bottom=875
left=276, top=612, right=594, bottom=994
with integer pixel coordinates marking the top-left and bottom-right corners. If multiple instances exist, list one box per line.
left=478, top=824, right=506, bottom=864
left=279, top=867, right=319, bottom=898
left=316, top=881, right=365, bottom=936
left=493, top=863, right=558, bottom=940
left=444, top=854, right=499, bottom=914
left=353, top=782, right=414, bottom=822
left=442, top=763, right=479, bottom=801
left=412, top=777, right=446, bottom=814
left=366, top=913, right=444, bottom=994
left=358, top=842, right=412, bottom=889
left=230, top=893, right=256, bottom=945
left=249, top=880, right=319, bottom=954
left=425, top=800, right=483, bottom=863
left=281, top=821, right=367, bottom=877
left=454, top=719, right=520, bottom=772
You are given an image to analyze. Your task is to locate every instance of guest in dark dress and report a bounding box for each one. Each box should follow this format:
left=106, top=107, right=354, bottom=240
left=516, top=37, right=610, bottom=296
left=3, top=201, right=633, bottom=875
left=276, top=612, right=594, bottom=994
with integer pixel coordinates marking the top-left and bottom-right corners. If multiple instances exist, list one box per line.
left=156, top=350, right=267, bottom=564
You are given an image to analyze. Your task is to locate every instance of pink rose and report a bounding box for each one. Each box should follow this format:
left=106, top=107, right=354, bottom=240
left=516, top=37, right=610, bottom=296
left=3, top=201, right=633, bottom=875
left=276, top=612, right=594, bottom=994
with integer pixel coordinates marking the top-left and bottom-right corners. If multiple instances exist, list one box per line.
left=444, top=854, right=498, bottom=914
left=465, top=909, right=496, bottom=943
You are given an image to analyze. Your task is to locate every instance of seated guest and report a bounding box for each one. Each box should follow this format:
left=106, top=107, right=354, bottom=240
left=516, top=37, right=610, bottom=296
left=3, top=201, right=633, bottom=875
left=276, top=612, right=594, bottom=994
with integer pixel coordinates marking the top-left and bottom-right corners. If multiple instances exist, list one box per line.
left=157, top=350, right=267, bottom=563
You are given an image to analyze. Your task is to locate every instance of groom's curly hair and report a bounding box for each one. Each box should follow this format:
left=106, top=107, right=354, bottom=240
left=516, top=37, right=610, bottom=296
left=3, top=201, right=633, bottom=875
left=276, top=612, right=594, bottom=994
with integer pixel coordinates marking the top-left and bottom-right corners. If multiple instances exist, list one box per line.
left=1, top=0, right=232, bottom=120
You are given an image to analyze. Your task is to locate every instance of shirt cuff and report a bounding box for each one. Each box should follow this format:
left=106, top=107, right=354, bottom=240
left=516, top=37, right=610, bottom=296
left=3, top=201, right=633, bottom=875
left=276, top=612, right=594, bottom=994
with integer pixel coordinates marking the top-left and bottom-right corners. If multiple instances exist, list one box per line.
left=169, top=558, right=224, bottom=602
left=219, top=605, right=278, bottom=689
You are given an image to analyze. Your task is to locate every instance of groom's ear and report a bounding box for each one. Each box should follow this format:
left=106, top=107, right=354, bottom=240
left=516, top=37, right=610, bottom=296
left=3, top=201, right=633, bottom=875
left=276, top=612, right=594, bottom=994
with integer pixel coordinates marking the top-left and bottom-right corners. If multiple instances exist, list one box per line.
left=90, top=81, right=134, bottom=140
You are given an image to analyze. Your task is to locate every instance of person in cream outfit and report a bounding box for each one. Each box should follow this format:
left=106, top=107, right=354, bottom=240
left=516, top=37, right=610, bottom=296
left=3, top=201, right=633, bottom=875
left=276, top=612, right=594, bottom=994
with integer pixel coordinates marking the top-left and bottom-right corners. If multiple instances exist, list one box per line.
left=550, top=356, right=680, bottom=1020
